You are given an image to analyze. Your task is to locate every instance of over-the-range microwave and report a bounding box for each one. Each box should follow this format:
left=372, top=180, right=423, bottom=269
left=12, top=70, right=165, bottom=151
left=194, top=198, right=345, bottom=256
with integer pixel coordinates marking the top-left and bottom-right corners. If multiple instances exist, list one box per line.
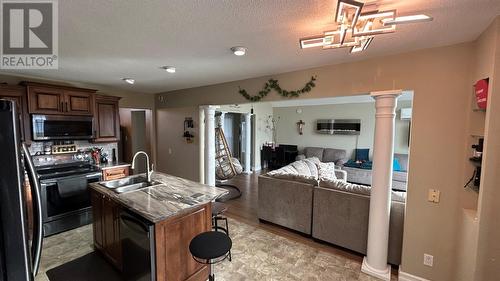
left=32, top=114, right=94, bottom=141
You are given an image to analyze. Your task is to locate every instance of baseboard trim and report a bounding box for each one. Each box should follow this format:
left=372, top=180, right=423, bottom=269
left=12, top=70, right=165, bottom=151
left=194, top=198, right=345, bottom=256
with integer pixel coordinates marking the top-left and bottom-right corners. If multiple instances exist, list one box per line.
left=398, top=269, right=430, bottom=281
left=361, top=257, right=391, bottom=281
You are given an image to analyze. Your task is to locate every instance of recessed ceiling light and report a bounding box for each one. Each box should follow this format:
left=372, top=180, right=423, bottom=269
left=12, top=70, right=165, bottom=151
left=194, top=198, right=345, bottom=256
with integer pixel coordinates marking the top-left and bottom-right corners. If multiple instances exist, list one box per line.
left=231, top=46, right=247, bottom=56
left=161, top=66, right=176, bottom=73
left=122, top=78, right=135, bottom=85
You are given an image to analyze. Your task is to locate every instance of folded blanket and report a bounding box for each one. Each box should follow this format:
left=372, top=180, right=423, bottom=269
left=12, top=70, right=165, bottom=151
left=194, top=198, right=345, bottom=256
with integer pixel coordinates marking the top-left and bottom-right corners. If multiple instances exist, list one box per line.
left=343, top=159, right=373, bottom=170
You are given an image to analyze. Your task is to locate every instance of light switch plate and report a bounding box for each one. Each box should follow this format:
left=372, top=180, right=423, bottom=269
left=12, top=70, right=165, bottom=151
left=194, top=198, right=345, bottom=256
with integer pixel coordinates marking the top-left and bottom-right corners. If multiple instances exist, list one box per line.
left=424, top=254, right=434, bottom=267
left=428, top=189, right=440, bottom=203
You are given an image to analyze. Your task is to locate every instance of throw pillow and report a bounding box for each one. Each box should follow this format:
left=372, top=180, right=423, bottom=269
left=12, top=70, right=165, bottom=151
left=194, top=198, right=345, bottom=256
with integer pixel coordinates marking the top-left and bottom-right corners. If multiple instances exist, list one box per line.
left=355, top=148, right=370, bottom=162
left=393, top=158, right=401, bottom=171
left=318, top=162, right=337, bottom=181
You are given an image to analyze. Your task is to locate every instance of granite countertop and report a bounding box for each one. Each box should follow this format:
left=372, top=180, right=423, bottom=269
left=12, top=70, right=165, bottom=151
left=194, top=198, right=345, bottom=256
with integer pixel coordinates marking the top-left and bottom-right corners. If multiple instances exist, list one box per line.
left=94, top=162, right=131, bottom=170
left=88, top=172, right=228, bottom=223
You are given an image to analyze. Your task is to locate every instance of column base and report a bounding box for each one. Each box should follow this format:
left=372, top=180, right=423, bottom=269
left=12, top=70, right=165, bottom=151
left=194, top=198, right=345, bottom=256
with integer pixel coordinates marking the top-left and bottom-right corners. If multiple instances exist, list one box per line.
left=361, top=257, right=391, bottom=281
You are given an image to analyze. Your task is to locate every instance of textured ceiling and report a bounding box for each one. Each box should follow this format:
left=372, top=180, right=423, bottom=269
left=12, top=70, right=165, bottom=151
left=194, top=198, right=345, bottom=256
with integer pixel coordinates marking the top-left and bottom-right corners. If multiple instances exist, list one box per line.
left=1, top=0, right=500, bottom=94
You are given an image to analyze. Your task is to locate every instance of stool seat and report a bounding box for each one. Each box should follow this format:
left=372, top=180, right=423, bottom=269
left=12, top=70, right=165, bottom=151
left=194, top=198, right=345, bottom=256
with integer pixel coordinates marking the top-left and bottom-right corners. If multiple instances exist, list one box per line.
left=212, top=202, right=228, bottom=216
left=189, top=231, right=232, bottom=261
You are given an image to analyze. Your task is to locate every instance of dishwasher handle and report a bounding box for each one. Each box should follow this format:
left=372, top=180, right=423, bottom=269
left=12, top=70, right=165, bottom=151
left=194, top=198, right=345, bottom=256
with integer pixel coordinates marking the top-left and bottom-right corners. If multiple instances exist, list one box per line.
left=120, top=213, right=150, bottom=234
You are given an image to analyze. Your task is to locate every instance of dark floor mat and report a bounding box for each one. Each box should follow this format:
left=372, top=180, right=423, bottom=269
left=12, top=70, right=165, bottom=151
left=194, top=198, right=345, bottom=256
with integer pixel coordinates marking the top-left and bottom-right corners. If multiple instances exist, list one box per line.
left=215, top=184, right=242, bottom=202
left=46, top=252, right=123, bottom=281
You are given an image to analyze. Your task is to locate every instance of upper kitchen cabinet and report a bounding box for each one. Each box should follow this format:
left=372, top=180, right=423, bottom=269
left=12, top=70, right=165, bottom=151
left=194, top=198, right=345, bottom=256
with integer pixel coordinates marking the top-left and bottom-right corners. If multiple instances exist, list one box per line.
left=94, top=95, right=121, bottom=143
left=24, top=82, right=96, bottom=116
left=0, top=84, right=31, bottom=141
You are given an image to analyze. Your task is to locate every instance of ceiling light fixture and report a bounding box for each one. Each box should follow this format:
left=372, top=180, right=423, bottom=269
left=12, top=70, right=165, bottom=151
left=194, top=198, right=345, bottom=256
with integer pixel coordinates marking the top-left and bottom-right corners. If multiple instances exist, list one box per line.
left=299, top=0, right=433, bottom=53
left=122, top=78, right=135, bottom=85
left=382, top=14, right=433, bottom=25
left=161, top=66, right=176, bottom=73
left=231, top=46, right=247, bottom=56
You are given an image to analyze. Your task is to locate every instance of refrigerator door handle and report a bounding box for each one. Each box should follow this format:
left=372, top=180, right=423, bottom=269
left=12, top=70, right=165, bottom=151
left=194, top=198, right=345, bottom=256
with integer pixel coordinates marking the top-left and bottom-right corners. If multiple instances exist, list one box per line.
left=22, top=143, right=43, bottom=276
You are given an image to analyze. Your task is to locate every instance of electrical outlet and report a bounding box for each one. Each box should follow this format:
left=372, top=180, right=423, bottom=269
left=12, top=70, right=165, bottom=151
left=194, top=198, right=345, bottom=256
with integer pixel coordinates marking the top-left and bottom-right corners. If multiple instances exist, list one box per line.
left=168, top=148, right=172, bottom=154
left=424, top=254, right=434, bottom=267
left=428, top=189, right=440, bottom=203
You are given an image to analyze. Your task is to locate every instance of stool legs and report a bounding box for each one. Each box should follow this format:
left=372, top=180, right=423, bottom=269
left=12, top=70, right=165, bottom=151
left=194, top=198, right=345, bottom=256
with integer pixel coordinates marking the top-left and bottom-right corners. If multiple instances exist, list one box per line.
left=212, top=216, right=231, bottom=261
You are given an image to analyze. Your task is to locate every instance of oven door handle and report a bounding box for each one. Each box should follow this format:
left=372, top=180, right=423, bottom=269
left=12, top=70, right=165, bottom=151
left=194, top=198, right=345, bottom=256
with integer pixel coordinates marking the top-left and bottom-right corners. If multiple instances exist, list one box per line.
left=22, top=143, right=43, bottom=276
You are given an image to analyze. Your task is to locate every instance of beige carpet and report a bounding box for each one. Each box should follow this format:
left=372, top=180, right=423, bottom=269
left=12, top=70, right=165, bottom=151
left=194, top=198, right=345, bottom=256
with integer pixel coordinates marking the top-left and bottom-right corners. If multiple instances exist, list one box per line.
left=36, top=218, right=393, bottom=281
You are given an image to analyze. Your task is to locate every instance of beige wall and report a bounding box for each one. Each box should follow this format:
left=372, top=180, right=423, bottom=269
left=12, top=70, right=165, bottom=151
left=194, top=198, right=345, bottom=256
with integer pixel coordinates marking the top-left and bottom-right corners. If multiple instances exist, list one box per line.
left=156, top=107, right=200, bottom=181
left=156, top=39, right=481, bottom=280
left=273, top=101, right=412, bottom=159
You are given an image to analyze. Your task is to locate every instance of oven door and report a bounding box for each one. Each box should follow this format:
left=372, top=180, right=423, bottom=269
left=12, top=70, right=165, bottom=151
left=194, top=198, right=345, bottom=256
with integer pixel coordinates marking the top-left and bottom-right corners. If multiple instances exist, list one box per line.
left=32, top=115, right=94, bottom=141
left=40, top=172, right=101, bottom=235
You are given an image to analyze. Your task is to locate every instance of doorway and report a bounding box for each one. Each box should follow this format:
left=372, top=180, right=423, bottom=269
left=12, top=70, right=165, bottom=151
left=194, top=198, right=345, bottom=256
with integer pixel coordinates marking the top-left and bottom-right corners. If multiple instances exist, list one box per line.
left=119, top=108, right=154, bottom=174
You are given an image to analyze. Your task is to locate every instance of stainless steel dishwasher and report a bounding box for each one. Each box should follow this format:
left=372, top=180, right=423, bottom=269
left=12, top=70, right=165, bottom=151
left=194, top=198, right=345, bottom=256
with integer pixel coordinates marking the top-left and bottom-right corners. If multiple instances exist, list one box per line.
left=120, top=209, right=156, bottom=281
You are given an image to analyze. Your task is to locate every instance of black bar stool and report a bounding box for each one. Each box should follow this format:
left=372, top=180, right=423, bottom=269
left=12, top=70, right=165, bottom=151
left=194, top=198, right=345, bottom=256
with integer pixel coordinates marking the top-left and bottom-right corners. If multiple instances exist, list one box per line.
left=212, top=202, right=231, bottom=261
left=189, top=231, right=232, bottom=281
left=212, top=202, right=229, bottom=234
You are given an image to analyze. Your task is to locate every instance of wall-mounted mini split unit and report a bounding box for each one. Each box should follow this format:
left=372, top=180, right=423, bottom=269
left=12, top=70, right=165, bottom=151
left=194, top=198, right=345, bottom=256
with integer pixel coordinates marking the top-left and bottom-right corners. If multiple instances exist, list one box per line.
left=316, top=119, right=361, bottom=135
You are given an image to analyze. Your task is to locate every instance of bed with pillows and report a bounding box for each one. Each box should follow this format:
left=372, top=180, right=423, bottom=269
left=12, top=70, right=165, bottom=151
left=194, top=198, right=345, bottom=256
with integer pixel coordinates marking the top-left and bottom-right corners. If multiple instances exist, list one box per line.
left=342, top=148, right=409, bottom=191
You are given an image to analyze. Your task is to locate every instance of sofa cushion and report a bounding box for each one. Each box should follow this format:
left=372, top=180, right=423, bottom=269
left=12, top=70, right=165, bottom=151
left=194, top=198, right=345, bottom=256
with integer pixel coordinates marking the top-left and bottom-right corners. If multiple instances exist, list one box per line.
left=323, top=148, right=347, bottom=165
left=319, top=178, right=406, bottom=203
left=304, top=147, right=324, bottom=160
left=318, top=162, right=337, bottom=181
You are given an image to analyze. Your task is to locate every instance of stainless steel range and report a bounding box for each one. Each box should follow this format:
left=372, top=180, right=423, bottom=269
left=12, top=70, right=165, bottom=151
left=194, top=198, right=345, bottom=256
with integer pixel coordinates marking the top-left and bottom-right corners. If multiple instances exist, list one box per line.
left=33, top=153, right=102, bottom=236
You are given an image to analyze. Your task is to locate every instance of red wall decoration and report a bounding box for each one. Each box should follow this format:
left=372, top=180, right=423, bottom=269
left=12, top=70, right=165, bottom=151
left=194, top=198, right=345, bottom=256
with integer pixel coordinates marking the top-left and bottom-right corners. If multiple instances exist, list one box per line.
left=474, top=78, right=489, bottom=110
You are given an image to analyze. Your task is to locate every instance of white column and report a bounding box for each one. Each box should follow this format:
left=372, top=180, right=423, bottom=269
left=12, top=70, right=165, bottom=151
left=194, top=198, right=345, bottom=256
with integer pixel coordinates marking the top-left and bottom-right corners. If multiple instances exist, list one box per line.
left=198, top=107, right=205, bottom=184
left=203, top=106, right=217, bottom=186
left=219, top=112, right=226, bottom=131
left=362, top=90, right=401, bottom=281
left=244, top=113, right=252, bottom=174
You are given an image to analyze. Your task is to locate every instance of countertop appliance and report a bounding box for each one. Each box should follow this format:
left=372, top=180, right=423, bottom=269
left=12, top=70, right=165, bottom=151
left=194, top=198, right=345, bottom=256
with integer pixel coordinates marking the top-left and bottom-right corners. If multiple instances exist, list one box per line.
left=120, top=209, right=155, bottom=281
left=0, top=99, right=43, bottom=281
left=32, top=114, right=94, bottom=141
left=33, top=154, right=102, bottom=236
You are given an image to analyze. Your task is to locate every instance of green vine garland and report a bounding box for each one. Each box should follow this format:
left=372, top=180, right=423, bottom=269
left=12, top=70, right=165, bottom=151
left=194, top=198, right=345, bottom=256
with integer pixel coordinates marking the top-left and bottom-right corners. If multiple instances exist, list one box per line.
left=238, top=76, right=317, bottom=102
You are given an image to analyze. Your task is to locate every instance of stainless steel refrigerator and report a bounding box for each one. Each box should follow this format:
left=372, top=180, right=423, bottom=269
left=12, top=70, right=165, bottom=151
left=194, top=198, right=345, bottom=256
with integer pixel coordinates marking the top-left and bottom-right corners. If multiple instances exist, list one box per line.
left=0, top=99, right=43, bottom=281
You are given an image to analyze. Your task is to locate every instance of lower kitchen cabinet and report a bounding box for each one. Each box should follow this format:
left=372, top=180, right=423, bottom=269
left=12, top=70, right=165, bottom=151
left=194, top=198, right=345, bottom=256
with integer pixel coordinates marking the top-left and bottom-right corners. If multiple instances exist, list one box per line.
left=155, top=203, right=212, bottom=281
left=90, top=190, right=122, bottom=270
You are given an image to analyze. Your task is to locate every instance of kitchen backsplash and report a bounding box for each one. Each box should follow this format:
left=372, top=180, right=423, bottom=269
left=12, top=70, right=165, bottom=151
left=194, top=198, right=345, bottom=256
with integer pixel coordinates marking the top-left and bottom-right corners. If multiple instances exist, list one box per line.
left=29, top=140, right=118, bottom=160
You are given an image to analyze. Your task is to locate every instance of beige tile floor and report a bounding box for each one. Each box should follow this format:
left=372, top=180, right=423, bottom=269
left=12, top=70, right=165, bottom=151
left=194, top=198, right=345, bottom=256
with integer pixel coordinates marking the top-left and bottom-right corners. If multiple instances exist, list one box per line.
left=35, top=218, right=393, bottom=281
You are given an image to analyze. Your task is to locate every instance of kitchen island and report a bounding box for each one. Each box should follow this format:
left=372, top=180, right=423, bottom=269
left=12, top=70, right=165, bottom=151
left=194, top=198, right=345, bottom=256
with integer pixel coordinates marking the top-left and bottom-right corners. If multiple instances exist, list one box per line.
left=88, top=172, right=228, bottom=281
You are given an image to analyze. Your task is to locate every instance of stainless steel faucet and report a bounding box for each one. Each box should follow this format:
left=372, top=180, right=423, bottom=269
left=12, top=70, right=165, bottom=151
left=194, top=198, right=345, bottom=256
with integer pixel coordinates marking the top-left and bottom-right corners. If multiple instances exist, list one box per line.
left=131, top=151, right=154, bottom=182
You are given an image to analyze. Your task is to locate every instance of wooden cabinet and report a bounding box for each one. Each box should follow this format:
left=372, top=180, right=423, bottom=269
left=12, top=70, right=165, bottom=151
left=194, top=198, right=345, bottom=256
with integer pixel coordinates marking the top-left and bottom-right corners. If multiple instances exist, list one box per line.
left=155, top=203, right=212, bottom=281
left=102, top=166, right=130, bottom=181
left=25, top=82, right=96, bottom=116
left=90, top=190, right=122, bottom=270
left=0, top=84, right=31, bottom=141
left=94, top=95, right=121, bottom=142
left=64, top=90, right=94, bottom=115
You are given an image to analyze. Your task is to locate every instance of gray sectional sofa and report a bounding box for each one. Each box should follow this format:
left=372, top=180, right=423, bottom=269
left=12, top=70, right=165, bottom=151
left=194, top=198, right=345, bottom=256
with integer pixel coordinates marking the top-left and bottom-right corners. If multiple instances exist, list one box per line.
left=258, top=157, right=406, bottom=265
left=296, top=147, right=348, bottom=165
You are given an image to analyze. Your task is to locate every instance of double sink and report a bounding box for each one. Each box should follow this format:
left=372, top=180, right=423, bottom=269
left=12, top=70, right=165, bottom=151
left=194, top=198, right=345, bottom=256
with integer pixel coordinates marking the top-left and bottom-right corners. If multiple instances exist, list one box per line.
left=99, top=175, right=161, bottom=194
